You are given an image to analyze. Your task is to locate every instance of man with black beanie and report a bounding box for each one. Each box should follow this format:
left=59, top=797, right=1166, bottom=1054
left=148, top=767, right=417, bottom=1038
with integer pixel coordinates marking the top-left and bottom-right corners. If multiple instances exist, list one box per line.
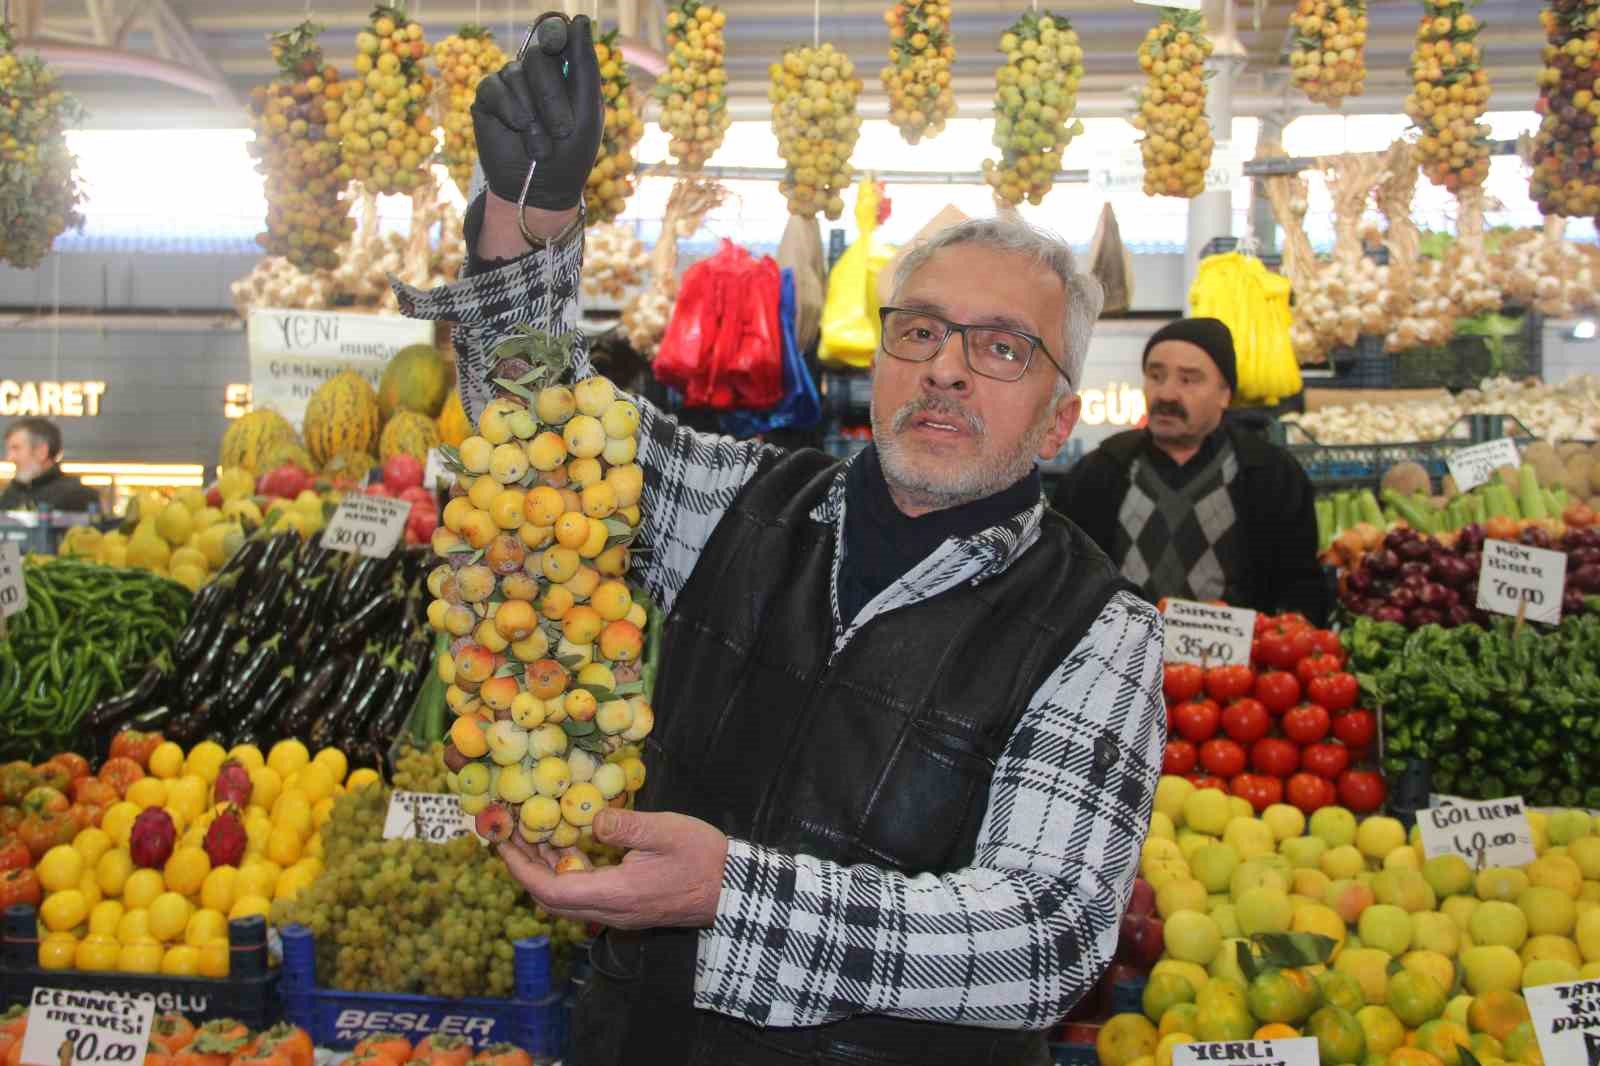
left=1053, top=317, right=1328, bottom=621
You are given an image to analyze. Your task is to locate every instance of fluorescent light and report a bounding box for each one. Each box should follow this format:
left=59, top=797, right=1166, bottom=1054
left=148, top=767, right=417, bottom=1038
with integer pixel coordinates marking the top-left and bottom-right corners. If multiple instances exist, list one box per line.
left=1572, top=319, right=1597, bottom=340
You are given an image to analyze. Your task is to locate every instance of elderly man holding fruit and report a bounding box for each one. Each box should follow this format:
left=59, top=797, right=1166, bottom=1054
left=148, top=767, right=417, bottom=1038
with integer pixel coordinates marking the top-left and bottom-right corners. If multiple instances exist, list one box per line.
left=395, top=15, right=1164, bottom=1065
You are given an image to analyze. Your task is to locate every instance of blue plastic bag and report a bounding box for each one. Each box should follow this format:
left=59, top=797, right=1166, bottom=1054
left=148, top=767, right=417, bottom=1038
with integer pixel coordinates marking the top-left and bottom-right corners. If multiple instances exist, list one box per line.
left=721, top=268, right=822, bottom=438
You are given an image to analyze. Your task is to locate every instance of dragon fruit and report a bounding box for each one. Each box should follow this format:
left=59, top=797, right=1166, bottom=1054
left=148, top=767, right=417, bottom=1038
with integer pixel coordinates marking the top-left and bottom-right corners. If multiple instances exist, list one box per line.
left=213, top=759, right=252, bottom=809
left=129, top=807, right=177, bottom=869
left=203, top=806, right=247, bottom=868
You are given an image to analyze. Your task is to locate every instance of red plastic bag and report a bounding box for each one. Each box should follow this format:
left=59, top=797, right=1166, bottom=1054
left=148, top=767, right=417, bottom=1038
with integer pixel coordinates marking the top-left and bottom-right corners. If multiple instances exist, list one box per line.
left=653, top=250, right=717, bottom=395
left=658, top=241, right=783, bottom=411
left=724, top=256, right=782, bottom=410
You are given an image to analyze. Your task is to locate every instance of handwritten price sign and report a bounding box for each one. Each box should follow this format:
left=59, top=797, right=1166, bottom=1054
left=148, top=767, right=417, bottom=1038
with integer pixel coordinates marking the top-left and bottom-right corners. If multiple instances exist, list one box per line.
left=1446, top=438, right=1520, bottom=493
left=1476, top=539, right=1565, bottom=626
left=20, top=989, right=154, bottom=1066
left=1161, top=599, right=1257, bottom=667
left=1173, top=1036, right=1318, bottom=1066
left=321, top=495, right=410, bottom=559
left=1418, top=795, right=1537, bottom=870
left=1526, top=980, right=1600, bottom=1066
left=382, top=791, right=474, bottom=843
left=0, top=541, right=25, bottom=621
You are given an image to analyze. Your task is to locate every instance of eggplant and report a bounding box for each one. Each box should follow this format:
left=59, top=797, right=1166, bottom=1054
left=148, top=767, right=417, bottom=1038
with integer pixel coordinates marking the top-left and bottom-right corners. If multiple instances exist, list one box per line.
left=256, top=529, right=300, bottom=575
left=166, top=699, right=220, bottom=746
left=338, top=657, right=396, bottom=748
left=309, top=643, right=385, bottom=749
left=182, top=625, right=244, bottom=708
left=219, top=634, right=285, bottom=711
left=393, top=580, right=424, bottom=646
left=329, top=588, right=401, bottom=651
left=228, top=665, right=298, bottom=746
left=84, top=656, right=170, bottom=733
left=216, top=535, right=268, bottom=586
left=294, top=539, right=336, bottom=583
left=241, top=563, right=292, bottom=637
left=276, top=657, right=347, bottom=740
left=337, top=554, right=397, bottom=615
left=366, top=639, right=432, bottom=747
left=280, top=574, right=335, bottom=649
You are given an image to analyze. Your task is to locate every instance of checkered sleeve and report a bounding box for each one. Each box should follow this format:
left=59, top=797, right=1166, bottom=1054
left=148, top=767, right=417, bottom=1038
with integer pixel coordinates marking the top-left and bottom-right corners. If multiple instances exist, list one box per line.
left=693, top=591, right=1166, bottom=1029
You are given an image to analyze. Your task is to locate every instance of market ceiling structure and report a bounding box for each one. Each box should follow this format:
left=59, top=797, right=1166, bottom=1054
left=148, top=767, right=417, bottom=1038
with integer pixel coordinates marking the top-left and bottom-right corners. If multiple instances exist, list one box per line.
left=24, top=0, right=1544, bottom=131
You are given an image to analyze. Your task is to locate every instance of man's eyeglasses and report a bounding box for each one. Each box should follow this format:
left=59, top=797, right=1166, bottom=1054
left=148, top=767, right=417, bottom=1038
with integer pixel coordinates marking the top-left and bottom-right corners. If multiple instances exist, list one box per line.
left=877, top=306, right=1073, bottom=389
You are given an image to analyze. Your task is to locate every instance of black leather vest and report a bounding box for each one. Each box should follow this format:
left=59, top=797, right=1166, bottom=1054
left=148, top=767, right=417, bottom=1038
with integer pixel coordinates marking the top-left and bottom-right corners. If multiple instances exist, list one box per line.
left=572, top=449, right=1132, bottom=1066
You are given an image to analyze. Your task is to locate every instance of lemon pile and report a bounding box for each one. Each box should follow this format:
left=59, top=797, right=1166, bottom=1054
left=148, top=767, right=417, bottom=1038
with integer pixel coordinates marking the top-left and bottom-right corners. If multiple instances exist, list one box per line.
left=433, top=25, right=507, bottom=199
left=247, top=23, right=354, bottom=273
left=881, top=0, right=956, bottom=146
left=981, top=10, right=1084, bottom=208
left=34, top=739, right=360, bottom=977
left=59, top=486, right=252, bottom=592
left=583, top=28, right=644, bottom=225
left=0, top=27, right=85, bottom=269
left=1288, top=0, right=1369, bottom=107
left=657, top=0, right=732, bottom=170
left=769, top=43, right=863, bottom=220
left=1404, top=0, right=1492, bottom=192
left=1134, top=8, right=1215, bottom=200
left=339, top=3, right=436, bottom=197
left=1529, top=0, right=1600, bottom=219
left=1189, top=252, right=1301, bottom=406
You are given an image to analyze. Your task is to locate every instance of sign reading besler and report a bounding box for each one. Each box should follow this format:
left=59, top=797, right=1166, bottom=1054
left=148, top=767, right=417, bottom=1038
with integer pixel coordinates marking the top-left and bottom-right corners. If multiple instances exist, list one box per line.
left=247, top=309, right=432, bottom=429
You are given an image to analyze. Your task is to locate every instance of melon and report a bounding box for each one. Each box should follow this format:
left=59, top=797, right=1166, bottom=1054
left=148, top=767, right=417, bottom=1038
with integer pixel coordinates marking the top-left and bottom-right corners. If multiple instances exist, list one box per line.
left=259, top=439, right=318, bottom=475
left=321, top=450, right=378, bottom=485
left=303, top=371, right=381, bottom=466
left=379, top=411, right=440, bottom=463
left=436, top=387, right=471, bottom=448
left=378, top=344, right=452, bottom=420
left=219, top=410, right=297, bottom=474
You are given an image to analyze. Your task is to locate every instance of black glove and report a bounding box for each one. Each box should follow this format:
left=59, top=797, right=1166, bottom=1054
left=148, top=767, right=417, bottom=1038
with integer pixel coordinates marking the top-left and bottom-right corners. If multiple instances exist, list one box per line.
left=472, top=13, right=603, bottom=212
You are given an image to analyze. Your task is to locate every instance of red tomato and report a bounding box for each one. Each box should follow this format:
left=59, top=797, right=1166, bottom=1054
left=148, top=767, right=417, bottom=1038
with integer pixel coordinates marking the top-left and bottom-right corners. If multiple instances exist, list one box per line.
left=16, top=811, right=74, bottom=860
left=1307, top=672, right=1360, bottom=713
left=1275, top=613, right=1311, bottom=630
left=1295, top=653, right=1344, bottom=688
left=1337, top=769, right=1387, bottom=813
left=1186, top=774, right=1228, bottom=792
left=1199, top=737, right=1247, bottom=778
left=0, top=838, right=29, bottom=872
left=1257, top=626, right=1314, bottom=671
left=1173, top=699, right=1221, bottom=744
left=1307, top=629, right=1344, bottom=659
left=1203, top=664, right=1256, bottom=703
left=1282, top=703, right=1332, bottom=745
left=1230, top=773, right=1284, bottom=813
left=1301, top=740, right=1352, bottom=780
left=1251, top=736, right=1300, bottom=777
left=1331, top=709, right=1377, bottom=751
left=44, top=753, right=89, bottom=782
left=1163, top=663, right=1204, bottom=704
left=1286, top=771, right=1336, bottom=814
left=1220, top=698, right=1271, bottom=745
left=19, top=786, right=67, bottom=815
left=1254, top=671, right=1302, bottom=715
left=1163, top=740, right=1198, bottom=775
left=0, top=867, right=41, bottom=910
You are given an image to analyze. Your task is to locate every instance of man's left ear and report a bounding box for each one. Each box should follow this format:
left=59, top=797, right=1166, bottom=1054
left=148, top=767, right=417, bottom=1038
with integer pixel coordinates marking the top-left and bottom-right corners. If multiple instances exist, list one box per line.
left=1038, top=392, right=1081, bottom=461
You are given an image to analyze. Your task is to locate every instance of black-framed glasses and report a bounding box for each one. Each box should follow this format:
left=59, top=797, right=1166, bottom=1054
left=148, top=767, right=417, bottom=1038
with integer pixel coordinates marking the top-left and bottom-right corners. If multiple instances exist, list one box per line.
left=877, top=306, right=1072, bottom=388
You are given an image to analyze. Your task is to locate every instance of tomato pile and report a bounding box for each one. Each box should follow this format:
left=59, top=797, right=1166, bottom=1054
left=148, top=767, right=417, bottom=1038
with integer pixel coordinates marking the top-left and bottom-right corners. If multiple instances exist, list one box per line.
left=1160, top=612, right=1385, bottom=817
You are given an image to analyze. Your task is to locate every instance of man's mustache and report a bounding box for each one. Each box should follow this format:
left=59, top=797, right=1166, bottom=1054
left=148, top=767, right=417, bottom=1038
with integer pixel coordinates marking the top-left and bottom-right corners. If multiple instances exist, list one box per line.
left=1150, top=402, right=1187, bottom=419
left=891, top=395, right=986, bottom=437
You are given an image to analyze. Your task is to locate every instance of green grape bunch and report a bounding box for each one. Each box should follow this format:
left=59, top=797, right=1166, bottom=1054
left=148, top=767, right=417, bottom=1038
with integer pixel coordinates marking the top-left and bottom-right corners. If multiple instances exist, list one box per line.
left=0, top=26, right=86, bottom=269
left=981, top=10, right=1084, bottom=207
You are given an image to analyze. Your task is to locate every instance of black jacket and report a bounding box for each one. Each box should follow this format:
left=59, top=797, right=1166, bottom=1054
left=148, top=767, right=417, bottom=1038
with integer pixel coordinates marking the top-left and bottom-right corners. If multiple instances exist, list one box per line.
left=0, top=465, right=101, bottom=512
left=1052, top=422, right=1329, bottom=623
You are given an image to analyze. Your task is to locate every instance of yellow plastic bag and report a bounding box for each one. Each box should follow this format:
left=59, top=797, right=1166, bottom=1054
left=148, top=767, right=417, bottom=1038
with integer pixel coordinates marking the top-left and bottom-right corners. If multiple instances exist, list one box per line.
left=819, top=180, right=896, bottom=369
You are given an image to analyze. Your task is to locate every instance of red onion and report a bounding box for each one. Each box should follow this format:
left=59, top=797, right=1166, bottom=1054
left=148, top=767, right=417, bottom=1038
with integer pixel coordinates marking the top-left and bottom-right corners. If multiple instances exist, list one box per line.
left=1398, top=538, right=1433, bottom=562
left=1401, top=561, right=1432, bottom=581
left=1367, top=549, right=1401, bottom=576
left=1569, top=547, right=1600, bottom=570
left=1408, top=607, right=1444, bottom=628
left=1402, top=573, right=1428, bottom=591
left=1390, top=586, right=1419, bottom=610
left=1520, top=526, right=1554, bottom=549
left=1418, top=583, right=1452, bottom=608
left=1346, top=568, right=1374, bottom=593
left=1575, top=563, right=1600, bottom=594
left=1446, top=604, right=1473, bottom=628
left=1384, top=528, right=1415, bottom=552
left=1456, top=524, right=1486, bottom=553
left=1564, top=590, right=1587, bottom=616
left=1373, top=606, right=1408, bottom=624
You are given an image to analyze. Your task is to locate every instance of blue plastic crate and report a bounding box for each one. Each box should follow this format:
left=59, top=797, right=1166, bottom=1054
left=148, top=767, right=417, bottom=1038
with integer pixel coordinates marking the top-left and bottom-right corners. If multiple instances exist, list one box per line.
left=1110, top=974, right=1148, bottom=1017
left=278, top=925, right=566, bottom=1054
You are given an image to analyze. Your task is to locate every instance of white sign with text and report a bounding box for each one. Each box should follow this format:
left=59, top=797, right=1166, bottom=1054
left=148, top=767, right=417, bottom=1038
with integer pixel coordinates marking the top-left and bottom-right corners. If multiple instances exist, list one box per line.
left=1446, top=438, right=1521, bottom=493
left=1477, top=539, right=1565, bottom=626
left=1173, top=1037, right=1319, bottom=1066
left=1526, top=980, right=1600, bottom=1066
left=321, top=496, right=411, bottom=559
left=246, top=309, right=431, bottom=429
left=383, top=791, right=475, bottom=843
left=20, top=988, right=156, bottom=1066
left=0, top=542, right=25, bottom=620
left=1161, top=599, right=1257, bottom=667
left=1418, top=794, right=1538, bottom=869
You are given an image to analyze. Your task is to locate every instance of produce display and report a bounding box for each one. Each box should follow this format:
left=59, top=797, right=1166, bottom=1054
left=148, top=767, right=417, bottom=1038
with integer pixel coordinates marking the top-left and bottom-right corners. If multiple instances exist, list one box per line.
left=1188, top=252, right=1302, bottom=406
left=1531, top=0, right=1600, bottom=219
left=585, top=28, right=644, bottom=225
left=1134, top=8, right=1214, bottom=200
left=657, top=0, right=732, bottom=170
left=1098, top=786, right=1600, bottom=1065
left=433, top=26, right=508, bottom=199
left=57, top=486, right=248, bottom=589
left=1288, top=0, right=1368, bottom=107
left=341, top=3, right=436, bottom=197
left=1404, top=0, right=1492, bottom=192
left=620, top=179, right=725, bottom=359
left=0, top=1012, right=319, bottom=1066
left=0, top=561, right=189, bottom=762
left=769, top=42, right=863, bottom=220
left=1, top=749, right=114, bottom=873
left=1282, top=375, right=1600, bottom=445
left=0, top=26, right=85, bottom=269
left=581, top=223, right=648, bottom=302
left=881, top=0, right=956, bottom=146
left=981, top=10, right=1084, bottom=208
left=1161, top=612, right=1384, bottom=819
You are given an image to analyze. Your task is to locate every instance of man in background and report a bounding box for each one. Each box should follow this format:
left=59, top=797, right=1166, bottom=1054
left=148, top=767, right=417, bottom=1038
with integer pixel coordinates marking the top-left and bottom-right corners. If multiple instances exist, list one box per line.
left=1, top=418, right=100, bottom=512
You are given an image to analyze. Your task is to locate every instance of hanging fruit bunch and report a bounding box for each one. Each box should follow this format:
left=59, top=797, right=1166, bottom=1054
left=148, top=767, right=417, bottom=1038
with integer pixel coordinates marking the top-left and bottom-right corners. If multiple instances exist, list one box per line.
left=1133, top=8, right=1214, bottom=199
left=1530, top=0, right=1600, bottom=220
left=769, top=43, right=863, bottom=220
left=657, top=1, right=732, bottom=170
left=585, top=28, right=644, bottom=224
left=1287, top=0, right=1368, bottom=107
left=433, top=25, right=507, bottom=198
left=1403, top=0, right=1492, bottom=192
left=247, top=22, right=354, bottom=272
left=881, top=0, right=956, bottom=145
left=0, top=26, right=86, bottom=269
left=340, top=3, right=437, bottom=197
left=981, top=10, right=1084, bottom=207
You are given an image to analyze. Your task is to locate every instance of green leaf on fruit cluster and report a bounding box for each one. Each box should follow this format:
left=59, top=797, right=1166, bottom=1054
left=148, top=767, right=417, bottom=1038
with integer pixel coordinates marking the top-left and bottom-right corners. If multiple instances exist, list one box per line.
left=562, top=718, right=597, bottom=738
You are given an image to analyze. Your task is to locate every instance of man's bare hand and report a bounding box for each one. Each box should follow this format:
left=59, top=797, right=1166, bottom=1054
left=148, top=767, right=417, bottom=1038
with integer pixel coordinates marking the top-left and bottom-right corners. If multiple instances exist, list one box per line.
left=497, top=808, right=729, bottom=929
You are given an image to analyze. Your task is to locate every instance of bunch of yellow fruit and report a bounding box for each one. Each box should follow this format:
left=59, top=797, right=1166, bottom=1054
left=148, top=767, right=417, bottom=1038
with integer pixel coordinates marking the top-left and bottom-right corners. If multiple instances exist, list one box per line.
left=59, top=487, right=248, bottom=592
left=881, top=0, right=956, bottom=146
left=432, top=25, right=507, bottom=199
left=1133, top=8, right=1215, bottom=200
left=1529, top=0, right=1600, bottom=219
left=657, top=0, right=733, bottom=170
left=247, top=22, right=354, bottom=273
left=1404, top=0, right=1492, bottom=192
left=339, top=3, right=437, bottom=197
left=431, top=352, right=653, bottom=870
left=0, top=26, right=85, bottom=269
left=769, top=43, right=863, bottom=220
left=1288, top=0, right=1369, bottom=107
left=34, top=739, right=364, bottom=977
left=583, top=28, right=644, bottom=225
left=980, top=10, right=1084, bottom=207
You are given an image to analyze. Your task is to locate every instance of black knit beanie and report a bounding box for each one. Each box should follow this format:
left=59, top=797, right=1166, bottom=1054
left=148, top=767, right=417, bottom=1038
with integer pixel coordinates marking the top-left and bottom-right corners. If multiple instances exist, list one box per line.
left=1141, top=317, right=1237, bottom=393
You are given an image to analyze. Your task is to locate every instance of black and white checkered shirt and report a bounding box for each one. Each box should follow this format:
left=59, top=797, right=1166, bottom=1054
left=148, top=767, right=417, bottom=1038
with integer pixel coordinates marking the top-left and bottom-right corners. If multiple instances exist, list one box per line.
left=394, top=228, right=1165, bottom=1031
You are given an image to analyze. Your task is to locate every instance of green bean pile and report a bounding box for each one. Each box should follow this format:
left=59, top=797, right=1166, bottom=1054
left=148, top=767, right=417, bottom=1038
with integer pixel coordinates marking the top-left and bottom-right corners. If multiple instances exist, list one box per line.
left=0, top=559, right=191, bottom=760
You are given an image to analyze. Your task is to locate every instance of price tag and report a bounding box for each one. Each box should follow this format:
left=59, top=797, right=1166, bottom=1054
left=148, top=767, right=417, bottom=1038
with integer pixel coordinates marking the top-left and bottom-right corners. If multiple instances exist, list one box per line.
left=1446, top=437, right=1521, bottom=493
left=1526, top=980, right=1600, bottom=1066
left=1418, top=794, right=1538, bottom=870
left=424, top=448, right=453, bottom=491
left=321, top=495, right=410, bottom=559
left=1476, top=539, right=1565, bottom=626
left=1161, top=598, right=1257, bottom=667
left=20, top=988, right=156, bottom=1066
left=1173, top=1036, right=1319, bottom=1066
left=0, top=541, right=26, bottom=620
left=382, top=791, right=474, bottom=843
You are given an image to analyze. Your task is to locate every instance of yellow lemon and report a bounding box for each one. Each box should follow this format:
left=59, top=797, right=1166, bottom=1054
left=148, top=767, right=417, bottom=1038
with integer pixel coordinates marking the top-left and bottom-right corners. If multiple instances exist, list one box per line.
left=267, top=739, right=310, bottom=779
left=185, top=908, right=228, bottom=948
left=312, top=797, right=335, bottom=830
left=163, top=846, right=211, bottom=897
left=266, top=826, right=302, bottom=867
left=166, top=775, right=209, bottom=821
left=235, top=861, right=277, bottom=900
left=77, top=873, right=102, bottom=910
left=345, top=768, right=381, bottom=792
left=73, top=827, right=113, bottom=868
left=161, top=944, right=201, bottom=976
left=102, top=801, right=141, bottom=847
left=272, top=791, right=313, bottom=837
left=200, top=865, right=238, bottom=914
left=198, top=938, right=230, bottom=978
left=95, top=849, right=134, bottom=898
left=38, top=932, right=77, bottom=971
left=248, top=766, right=282, bottom=813
left=184, top=740, right=228, bottom=783
left=40, top=889, right=88, bottom=933
left=122, top=868, right=164, bottom=911
left=305, top=832, right=324, bottom=860
left=117, top=937, right=163, bottom=973
left=75, top=933, right=121, bottom=972
left=125, top=777, right=168, bottom=810
left=115, top=908, right=150, bottom=944
left=229, top=894, right=272, bottom=920
left=226, top=744, right=265, bottom=772
left=312, top=747, right=348, bottom=785
left=37, top=845, right=86, bottom=893
left=296, top=763, right=335, bottom=805
left=148, top=742, right=185, bottom=779
left=88, top=899, right=125, bottom=937
left=147, top=891, right=192, bottom=942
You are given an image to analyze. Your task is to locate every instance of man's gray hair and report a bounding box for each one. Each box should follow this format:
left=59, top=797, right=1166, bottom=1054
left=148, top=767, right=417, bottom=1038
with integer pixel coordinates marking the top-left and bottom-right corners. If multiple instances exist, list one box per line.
left=891, top=216, right=1104, bottom=397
